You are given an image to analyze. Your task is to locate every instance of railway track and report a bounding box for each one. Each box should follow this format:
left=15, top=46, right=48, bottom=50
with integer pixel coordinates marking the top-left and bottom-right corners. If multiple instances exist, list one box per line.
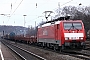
left=62, top=50, right=90, bottom=60
left=3, top=39, right=90, bottom=60
left=60, top=40, right=90, bottom=60
left=0, top=41, right=22, bottom=60
left=1, top=40, right=46, bottom=60
left=2, top=39, right=83, bottom=60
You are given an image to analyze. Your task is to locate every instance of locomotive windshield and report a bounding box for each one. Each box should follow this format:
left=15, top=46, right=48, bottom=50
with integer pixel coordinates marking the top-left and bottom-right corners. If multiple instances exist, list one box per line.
left=64, top=22, right=82, bottom=30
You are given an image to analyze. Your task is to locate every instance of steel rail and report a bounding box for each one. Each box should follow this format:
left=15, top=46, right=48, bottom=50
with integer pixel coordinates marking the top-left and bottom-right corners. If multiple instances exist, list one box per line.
left=1, top=40, right=46, bottom=60
left=1, top=41, right=26, bottom=60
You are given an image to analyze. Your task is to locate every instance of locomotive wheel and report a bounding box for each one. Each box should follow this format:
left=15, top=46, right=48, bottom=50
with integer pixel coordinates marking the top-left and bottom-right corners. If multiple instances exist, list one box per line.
left=58, top=46, right=62, bottom=52
left=58, top=45, right=64, bottom=52
left=53, top=46, right=56, bottom=51
left=53, top=45, right=59, bottom=51
left=42, top=42, right=45, bottom=48
left=82, top=45, right=86, bottom=49
left=61, top=45, right=64, bottom=50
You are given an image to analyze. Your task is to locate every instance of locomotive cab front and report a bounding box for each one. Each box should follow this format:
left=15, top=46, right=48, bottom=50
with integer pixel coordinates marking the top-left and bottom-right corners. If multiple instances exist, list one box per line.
left=62, top=21, right=86, bottom=49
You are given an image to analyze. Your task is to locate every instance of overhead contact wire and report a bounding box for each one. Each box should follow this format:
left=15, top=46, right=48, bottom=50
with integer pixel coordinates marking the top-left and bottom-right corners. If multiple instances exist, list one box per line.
left=7, top=0, right=23, bottom=24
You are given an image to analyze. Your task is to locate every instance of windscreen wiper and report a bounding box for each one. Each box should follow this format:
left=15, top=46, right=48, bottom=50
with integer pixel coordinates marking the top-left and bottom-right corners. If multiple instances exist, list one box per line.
left=68, top=23, right=73, bottom=32
left=68, top=23, right=79, bottom=33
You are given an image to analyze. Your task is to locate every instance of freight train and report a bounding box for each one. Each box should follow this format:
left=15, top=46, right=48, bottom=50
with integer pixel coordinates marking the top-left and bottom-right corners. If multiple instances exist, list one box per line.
left=3, top=16, right=86, bottom=50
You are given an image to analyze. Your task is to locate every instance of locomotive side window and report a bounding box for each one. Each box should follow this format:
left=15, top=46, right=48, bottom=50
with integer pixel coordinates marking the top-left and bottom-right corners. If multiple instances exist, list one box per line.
left=64, top=22, right=82, bottom=30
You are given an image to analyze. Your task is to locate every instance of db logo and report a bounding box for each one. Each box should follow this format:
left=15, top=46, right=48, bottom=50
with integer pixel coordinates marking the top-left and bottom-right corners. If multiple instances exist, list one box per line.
left=72, top=31, right=75, bottom=33
left=43, top=30, right=48, bottom=35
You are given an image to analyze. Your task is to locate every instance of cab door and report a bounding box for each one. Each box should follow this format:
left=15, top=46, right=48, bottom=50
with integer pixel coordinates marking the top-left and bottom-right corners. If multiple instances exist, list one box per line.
left=55, top=24, right=59, bottom=40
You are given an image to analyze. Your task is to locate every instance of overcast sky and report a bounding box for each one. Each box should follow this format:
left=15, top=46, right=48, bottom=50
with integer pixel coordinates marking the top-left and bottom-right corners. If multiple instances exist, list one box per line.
left=0, top=0, right=90, bottom=27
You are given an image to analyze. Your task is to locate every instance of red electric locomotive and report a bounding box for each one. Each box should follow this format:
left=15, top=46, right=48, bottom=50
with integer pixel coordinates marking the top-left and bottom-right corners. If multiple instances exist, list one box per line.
left=37, top=17, right=86, bottom=50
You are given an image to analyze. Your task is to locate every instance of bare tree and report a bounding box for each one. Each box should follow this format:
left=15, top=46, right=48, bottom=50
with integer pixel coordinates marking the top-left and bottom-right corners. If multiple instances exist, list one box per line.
left=55, top=5, right=90, bottom=33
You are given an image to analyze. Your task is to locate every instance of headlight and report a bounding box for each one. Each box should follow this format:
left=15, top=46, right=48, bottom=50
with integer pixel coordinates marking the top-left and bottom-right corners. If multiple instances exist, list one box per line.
left=80, top=37, right=83, bottom=40
left=65, top=37, right=69, bottom=40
